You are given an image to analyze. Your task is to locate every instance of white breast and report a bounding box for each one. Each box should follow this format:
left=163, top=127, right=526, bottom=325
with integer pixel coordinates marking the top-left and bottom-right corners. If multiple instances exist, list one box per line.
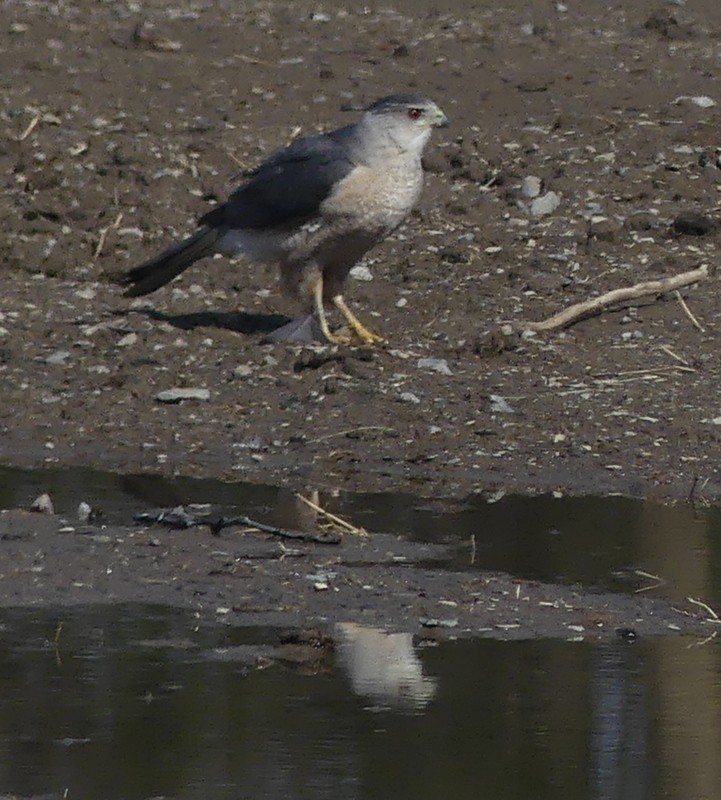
left=321, top=154, right=424, bottom=236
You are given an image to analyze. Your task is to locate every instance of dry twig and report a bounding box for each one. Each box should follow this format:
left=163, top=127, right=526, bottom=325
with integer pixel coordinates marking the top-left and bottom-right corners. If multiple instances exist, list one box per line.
left=687, top=631, right=718, bottom=649
left=518, top=265, right=709, bottom=332
left=632, top=569, right=666, bottom=594
left=674, top=289, right=706, bottom=332
left=94, top=212, right=123, bottom=261
left=687, top=595, right=721, bottom=623
left=225, top=149, right=247, bottom=169
left=295, top=493, right=366, bottom=536
left=659, top=344, right=693, bottom=369
left=17, top=111, right=41, bottom=141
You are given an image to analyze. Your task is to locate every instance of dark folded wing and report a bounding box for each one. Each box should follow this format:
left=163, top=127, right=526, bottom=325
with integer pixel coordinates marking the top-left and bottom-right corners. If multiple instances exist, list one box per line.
left=200, top=129, right=357, bottom=230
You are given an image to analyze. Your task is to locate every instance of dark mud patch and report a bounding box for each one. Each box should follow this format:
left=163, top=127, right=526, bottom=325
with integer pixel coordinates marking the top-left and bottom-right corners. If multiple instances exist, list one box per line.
left=0, top=503, right=713, bottom=641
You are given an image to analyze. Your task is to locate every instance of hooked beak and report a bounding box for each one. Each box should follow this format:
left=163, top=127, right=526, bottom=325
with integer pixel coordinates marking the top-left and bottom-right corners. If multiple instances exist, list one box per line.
left=434, top=107, right=450, bottom=128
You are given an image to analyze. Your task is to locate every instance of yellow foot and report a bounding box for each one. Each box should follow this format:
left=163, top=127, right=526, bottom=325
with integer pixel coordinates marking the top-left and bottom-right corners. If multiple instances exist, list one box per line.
left=333, top=295, right=385, bottom=345
left=322, top=328, right=353, bottom=345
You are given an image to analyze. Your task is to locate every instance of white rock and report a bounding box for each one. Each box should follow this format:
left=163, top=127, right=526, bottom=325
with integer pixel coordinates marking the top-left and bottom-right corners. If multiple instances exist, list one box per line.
left=490, top=394, right=515, bottom=414
left=399, top=391, right=421, bottom=405
left=520, top=175, right=542, bottom=198
left=673, top=95, right=716, bottom=108
left=117, top=332, right=138, bottom=347
left=45, top=350, right=71, bottom=365
left=417, top=357, right=453, bottom=376
left=31, top=493, right=54, bottom=514
left=350, top=264, right=373, bottom=281
left=530, top=191, right=561, bottom=217
left=155, top=387, right=210, bottom=403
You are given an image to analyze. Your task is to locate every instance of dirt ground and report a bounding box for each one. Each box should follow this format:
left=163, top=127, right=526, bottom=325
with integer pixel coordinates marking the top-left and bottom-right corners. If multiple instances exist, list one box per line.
left=2, top=0, right=721, bottom=502
left=2, top=0, right=721, bottom=635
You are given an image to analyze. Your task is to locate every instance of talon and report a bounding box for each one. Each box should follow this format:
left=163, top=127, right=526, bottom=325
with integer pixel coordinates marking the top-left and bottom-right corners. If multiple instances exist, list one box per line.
left=333, top=295, right=385, bottom=345
left=324, top=330, right=353, bottom=345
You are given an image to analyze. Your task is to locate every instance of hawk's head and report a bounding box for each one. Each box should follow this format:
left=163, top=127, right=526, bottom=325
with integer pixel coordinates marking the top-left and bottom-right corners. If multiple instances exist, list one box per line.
left=362, top=94, right=449, bottom=153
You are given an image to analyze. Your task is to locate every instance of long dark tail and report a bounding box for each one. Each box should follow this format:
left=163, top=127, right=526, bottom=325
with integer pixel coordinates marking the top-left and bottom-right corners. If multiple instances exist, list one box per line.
left=121, top=227, right=221, bottom=297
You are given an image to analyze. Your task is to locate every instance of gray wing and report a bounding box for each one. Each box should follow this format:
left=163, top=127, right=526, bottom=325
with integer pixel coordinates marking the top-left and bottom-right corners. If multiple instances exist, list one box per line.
left=200, top=125, right=358, bottom=230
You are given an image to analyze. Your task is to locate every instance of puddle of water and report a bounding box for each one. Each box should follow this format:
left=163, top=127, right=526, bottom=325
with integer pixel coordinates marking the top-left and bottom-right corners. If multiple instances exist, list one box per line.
left=3, top=464, right=720, bottom=606
left=0, top=605, right=720, bottom=800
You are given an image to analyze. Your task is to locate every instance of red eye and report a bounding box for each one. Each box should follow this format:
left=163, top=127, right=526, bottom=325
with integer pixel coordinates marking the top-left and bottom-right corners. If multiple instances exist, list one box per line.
left=408, top=108, right=422, bottom=120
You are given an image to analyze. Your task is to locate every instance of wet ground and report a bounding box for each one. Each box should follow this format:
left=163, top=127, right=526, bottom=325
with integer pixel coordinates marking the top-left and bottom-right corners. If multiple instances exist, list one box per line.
left=1, top=0, right=721, bottom=504
left=1, top=465, right=719, bottom=640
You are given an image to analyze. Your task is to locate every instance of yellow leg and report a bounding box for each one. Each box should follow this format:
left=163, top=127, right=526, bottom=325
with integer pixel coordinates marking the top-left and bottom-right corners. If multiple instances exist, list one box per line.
left=313, top=278, right=351, bottom=344
left=333, top=295, right=385, bottom=345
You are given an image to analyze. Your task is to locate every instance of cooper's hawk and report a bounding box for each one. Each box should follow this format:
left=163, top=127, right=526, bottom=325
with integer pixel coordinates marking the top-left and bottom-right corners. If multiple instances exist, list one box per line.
left=121, top=94, right=448, bottom=344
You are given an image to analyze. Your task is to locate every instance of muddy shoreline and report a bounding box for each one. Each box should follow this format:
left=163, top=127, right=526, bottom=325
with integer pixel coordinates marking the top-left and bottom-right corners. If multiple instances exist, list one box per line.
left=0, top=506, right=713, bottom=641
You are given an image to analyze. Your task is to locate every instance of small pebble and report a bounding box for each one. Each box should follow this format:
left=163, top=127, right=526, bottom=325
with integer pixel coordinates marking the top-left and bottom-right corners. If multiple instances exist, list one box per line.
left=31, top=493, right=54, bottom=515
left=520, top=175, right=542, bottom=199
left=155, top=387, right=210, bottom=403
left=399, top=391, right=421, bottom=405
left=77, top=502, right=93, bottom=524
left=673, top=95, right=716, bottom=108
left=417, top=357, right=453, bottom=376
left=530, top=191, right=561, bottom=217
left=117, top=332, right=138, bottom=347
left=350, top=264, right=373, bottom=281
left=45, top=350, right=71, bottom=365
left=671, top=212, right=718, bottom=237
left=588, top=217, right=622, bottom=242
left=489, top=394, right=515, bottom=414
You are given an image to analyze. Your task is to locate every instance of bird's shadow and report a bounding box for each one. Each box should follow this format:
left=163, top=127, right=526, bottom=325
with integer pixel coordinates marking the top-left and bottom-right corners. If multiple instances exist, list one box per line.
left=132, top=307, right=293, bottom=336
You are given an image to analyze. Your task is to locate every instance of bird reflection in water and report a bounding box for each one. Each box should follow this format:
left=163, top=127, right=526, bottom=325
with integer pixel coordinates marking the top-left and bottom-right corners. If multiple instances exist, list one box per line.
left=335, top=622, right=437, bottom=710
